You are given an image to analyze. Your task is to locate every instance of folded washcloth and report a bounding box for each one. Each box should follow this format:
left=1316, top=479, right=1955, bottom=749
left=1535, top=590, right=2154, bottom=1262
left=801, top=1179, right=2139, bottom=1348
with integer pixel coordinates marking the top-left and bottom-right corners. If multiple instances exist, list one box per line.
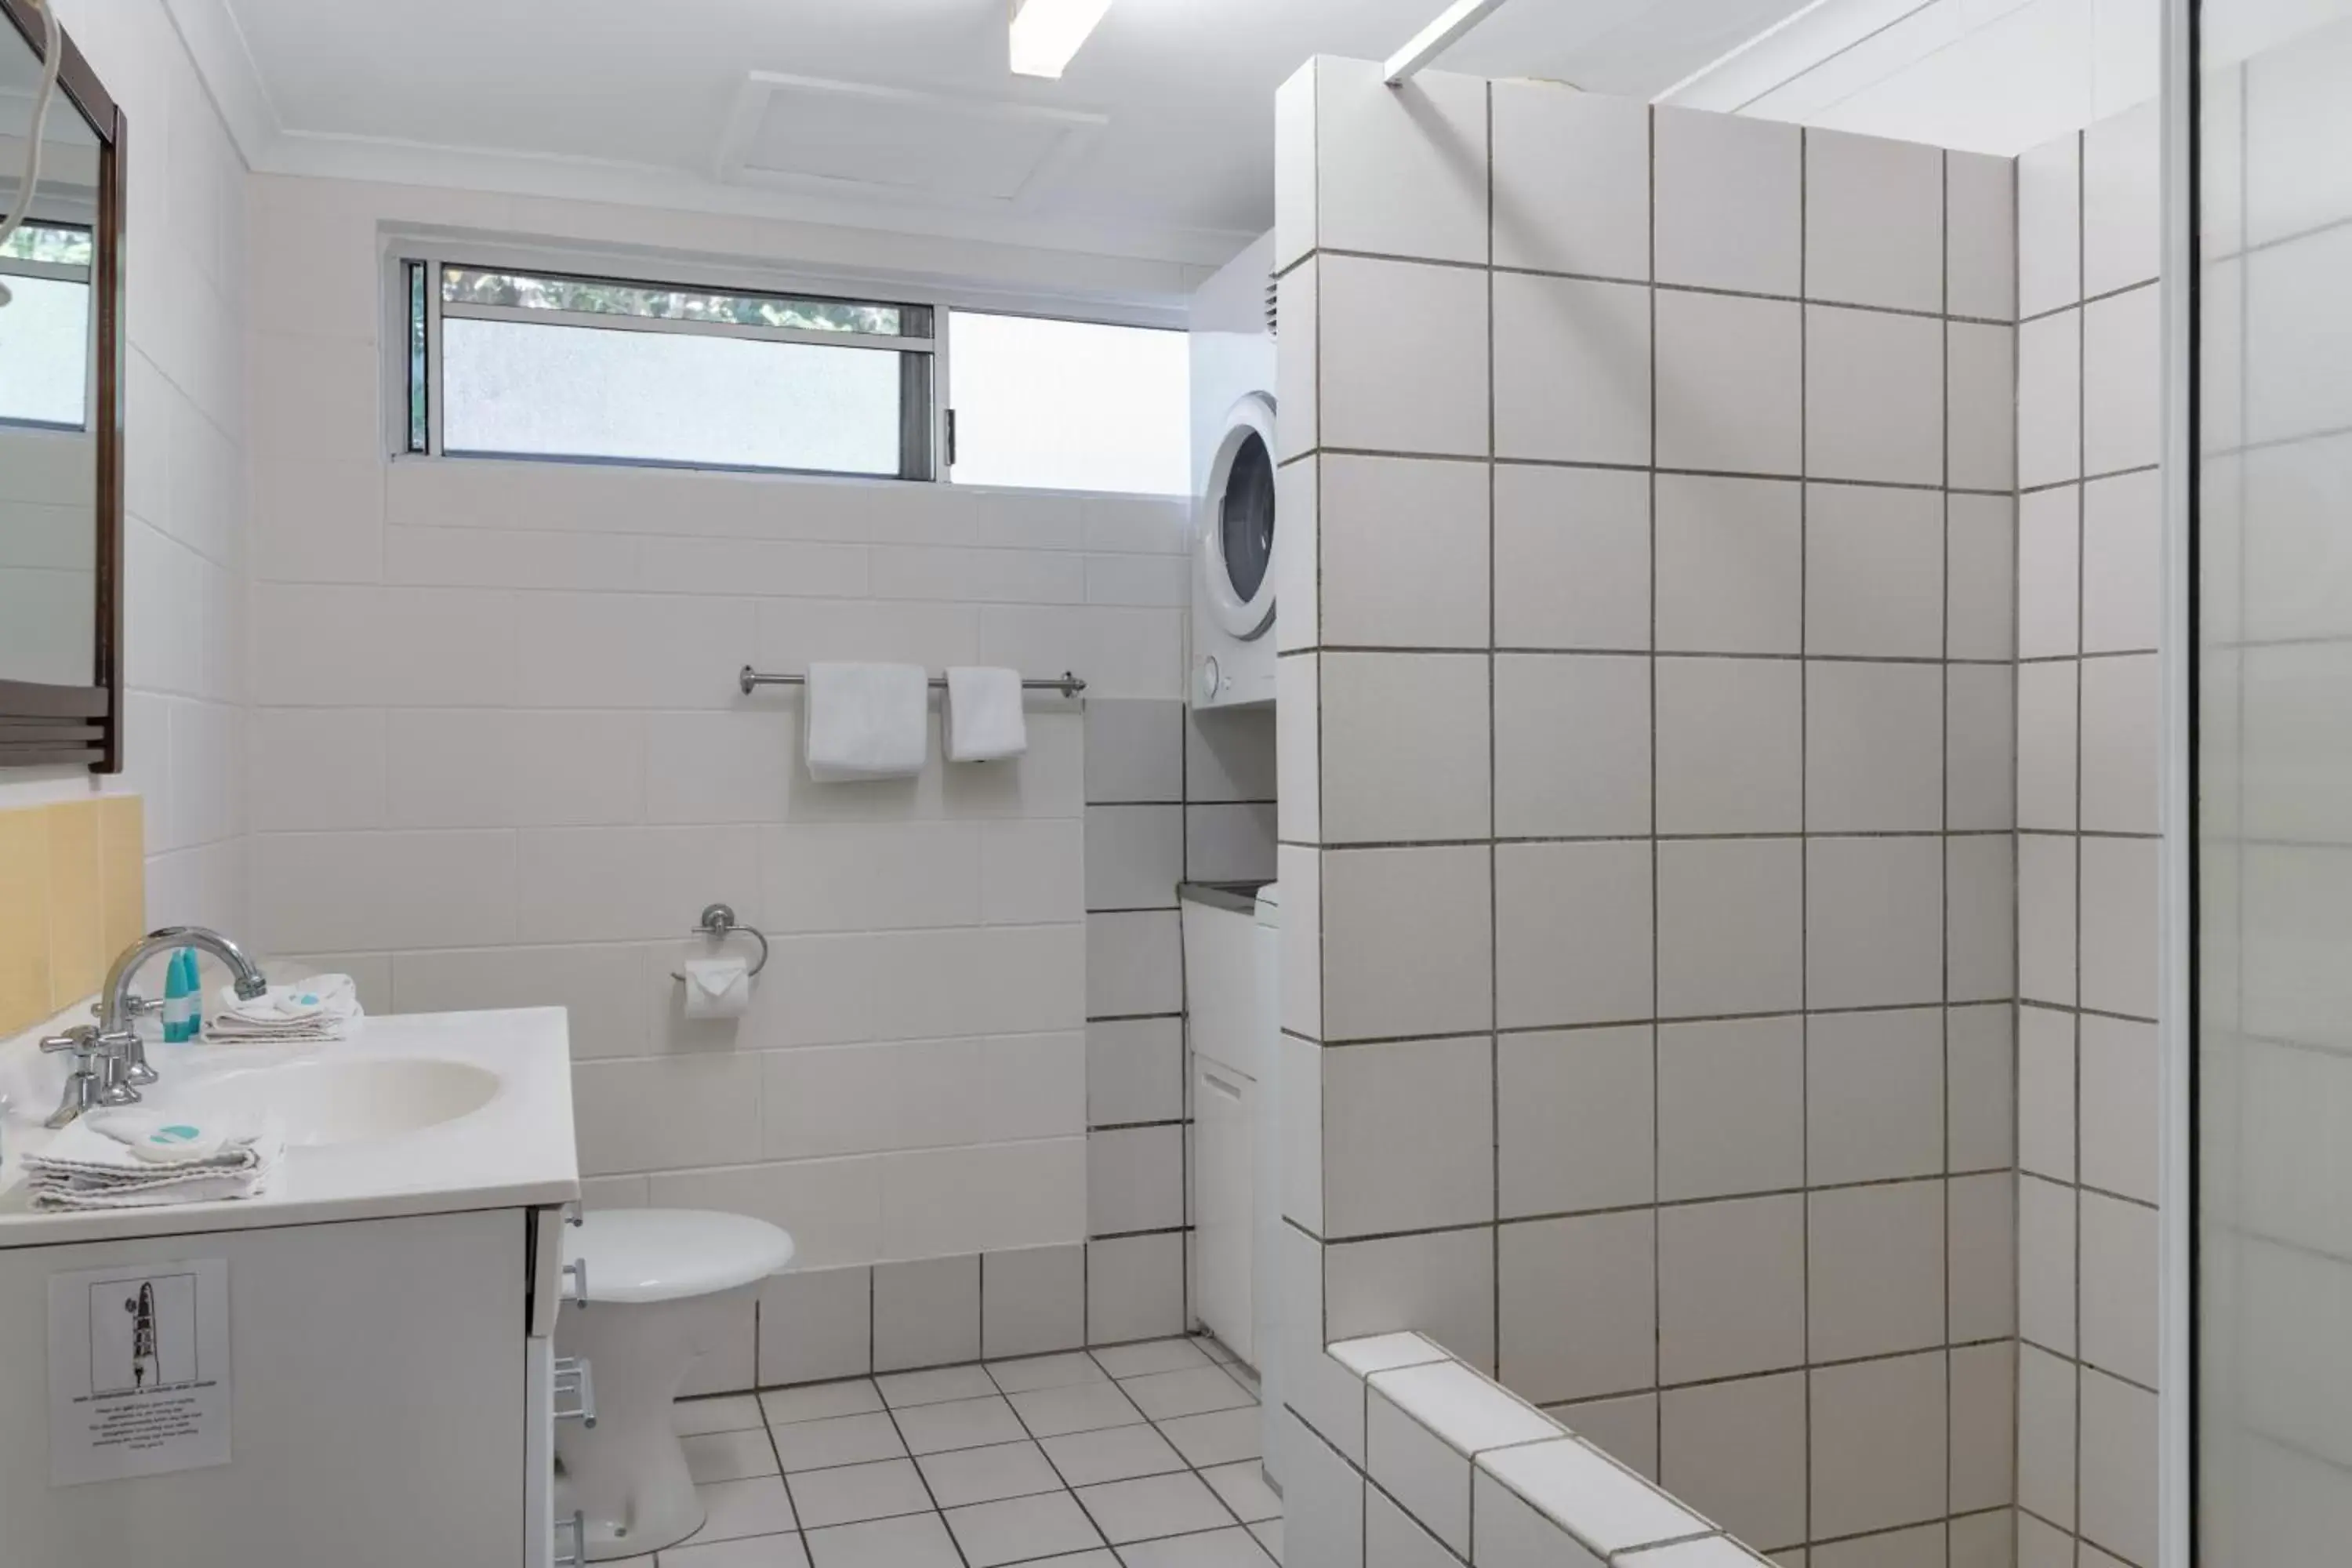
left=24, top=1112, right=285, bottom=1210
left=804, top=662, right=929, bottom=782
left=944, top=666, right=1027, bottom=763
left=205, top=974, right=363, bottom=1043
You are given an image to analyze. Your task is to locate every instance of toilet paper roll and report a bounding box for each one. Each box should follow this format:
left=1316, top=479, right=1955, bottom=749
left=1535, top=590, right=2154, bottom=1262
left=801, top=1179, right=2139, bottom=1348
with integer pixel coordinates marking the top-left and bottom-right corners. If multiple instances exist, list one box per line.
left=681, top=956, right=752, bottom=1021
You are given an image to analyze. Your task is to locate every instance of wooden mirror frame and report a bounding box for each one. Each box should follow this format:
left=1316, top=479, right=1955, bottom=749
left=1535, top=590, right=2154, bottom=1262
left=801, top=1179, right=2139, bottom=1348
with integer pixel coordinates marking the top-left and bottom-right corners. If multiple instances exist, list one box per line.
left=0, top=0, right=123, bottom=771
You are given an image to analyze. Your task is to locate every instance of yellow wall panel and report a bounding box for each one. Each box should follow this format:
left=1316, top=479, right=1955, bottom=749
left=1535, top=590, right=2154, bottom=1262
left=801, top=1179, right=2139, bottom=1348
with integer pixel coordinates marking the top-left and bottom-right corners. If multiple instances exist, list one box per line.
left=45, top=803, right=104, bottom=1010
left=96, top=795, right=146, bottom=960
left=0, top=808, right=54, bottom=1038
left=0, top=797, right=147, bottom=1040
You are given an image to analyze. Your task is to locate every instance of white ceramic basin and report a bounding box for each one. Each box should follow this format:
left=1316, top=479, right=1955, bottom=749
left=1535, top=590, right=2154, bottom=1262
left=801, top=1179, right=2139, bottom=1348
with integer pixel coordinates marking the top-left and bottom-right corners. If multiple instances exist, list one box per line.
left=164, top=1057, right=502, bottom=1148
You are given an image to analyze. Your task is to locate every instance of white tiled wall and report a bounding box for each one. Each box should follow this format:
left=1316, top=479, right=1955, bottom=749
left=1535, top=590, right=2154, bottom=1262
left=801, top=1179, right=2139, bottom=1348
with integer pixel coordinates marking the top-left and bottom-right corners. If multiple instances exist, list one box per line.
left=1277, top=57, right=2021, bottom=1566
left=2013, top=104, right=2163, bottom=1568
left=0, top=0, right=252, bottom=931
left=238, top=171, right=1207, bottom=1388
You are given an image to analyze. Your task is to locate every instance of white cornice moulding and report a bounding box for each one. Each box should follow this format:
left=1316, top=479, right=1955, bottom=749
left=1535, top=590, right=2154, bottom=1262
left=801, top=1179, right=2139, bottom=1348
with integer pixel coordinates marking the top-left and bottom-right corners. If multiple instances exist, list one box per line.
left=158, top=0, right=281, bottom=165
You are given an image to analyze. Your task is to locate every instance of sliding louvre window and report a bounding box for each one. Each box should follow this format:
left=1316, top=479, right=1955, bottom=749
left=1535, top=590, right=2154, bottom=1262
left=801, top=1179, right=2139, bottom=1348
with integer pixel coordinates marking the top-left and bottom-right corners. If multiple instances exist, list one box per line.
left=403, top=260, right=938, bottom=479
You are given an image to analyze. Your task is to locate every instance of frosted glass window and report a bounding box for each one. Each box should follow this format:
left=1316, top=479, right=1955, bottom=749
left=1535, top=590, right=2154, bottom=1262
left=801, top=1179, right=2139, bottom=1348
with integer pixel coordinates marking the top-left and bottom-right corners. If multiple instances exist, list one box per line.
left=442, top=317, right=909, bottom=475
left=0, top=274, right=90, bottom=430
left=949, top=313, right=1188, bottom=494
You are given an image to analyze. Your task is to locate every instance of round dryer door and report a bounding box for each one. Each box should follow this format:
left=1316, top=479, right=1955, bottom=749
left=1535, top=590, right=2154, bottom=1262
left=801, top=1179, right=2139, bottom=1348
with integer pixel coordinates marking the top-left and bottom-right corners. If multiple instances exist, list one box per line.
left=1200, top=394, right=1278, bottom=641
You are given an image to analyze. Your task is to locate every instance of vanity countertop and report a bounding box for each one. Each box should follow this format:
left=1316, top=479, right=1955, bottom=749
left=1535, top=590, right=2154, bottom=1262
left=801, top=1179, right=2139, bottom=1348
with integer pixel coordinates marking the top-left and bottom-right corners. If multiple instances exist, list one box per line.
left=0, top=1007, right=580, bottom=1249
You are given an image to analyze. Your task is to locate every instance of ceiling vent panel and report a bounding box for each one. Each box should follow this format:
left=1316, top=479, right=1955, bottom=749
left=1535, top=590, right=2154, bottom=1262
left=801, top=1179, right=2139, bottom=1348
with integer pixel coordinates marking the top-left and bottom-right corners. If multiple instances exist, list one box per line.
left=717, top=73, right=1106, bottom=209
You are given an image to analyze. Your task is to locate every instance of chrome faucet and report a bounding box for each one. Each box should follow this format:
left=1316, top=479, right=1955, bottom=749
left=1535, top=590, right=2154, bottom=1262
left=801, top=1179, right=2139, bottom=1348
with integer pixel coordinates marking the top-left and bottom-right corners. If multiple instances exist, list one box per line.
left=40, top=927, right=273, bottom=1127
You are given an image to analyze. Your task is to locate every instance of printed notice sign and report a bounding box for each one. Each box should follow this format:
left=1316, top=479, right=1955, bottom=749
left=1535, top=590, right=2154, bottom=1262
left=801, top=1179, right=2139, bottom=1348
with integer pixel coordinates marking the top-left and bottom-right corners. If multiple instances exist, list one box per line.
left=47, top=1258, right=230, bottom=1486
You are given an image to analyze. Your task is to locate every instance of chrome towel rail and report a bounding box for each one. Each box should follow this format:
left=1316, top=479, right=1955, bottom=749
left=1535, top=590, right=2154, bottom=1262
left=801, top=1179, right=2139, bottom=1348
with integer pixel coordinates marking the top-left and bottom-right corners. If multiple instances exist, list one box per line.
left=739, top=665, right=1086, bottom=699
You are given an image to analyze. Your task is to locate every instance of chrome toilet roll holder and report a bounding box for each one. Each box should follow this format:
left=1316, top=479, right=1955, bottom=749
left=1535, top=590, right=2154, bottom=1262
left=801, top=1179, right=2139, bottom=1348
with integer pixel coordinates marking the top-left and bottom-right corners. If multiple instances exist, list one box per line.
left=669, top=904, right=771, bottom=983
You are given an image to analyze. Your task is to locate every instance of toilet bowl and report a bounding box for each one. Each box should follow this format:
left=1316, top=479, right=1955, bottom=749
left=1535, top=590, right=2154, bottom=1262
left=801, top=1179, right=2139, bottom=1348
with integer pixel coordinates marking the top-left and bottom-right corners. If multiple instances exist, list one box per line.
left=556, top=1209, right=795, bottom=1560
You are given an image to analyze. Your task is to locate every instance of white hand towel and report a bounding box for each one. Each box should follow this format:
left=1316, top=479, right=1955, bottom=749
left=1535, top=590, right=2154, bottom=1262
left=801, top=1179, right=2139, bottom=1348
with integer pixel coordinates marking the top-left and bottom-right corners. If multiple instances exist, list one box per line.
left=944, top=666, right=1027, bottom=763
left=25, top=1115, right=285, bottom=1209
left=205, top=974, right=363, bottom=1043
left=804, top=662, right=930, bottom=782
left=681, top=956, right=752, bottom=1021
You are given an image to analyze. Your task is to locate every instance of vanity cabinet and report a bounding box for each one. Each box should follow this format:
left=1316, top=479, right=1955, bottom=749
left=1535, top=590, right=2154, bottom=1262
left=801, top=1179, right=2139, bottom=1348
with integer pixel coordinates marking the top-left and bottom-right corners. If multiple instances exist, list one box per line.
left=0, top=1206, right=553, bottom=1566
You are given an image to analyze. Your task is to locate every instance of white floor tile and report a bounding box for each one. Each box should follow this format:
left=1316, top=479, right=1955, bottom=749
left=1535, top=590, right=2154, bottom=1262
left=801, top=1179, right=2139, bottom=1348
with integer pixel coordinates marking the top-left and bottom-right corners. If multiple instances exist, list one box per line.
left=1201, top=1463, right=1282, bottom=1524
left=1009, top=1381, right=1147, bottom=1437
left=676, top=1396, right=766, bottom=1437
left=918, top=1439, right=1066, bottom=1508
left=945, top=1490, right=1109, bottom=1567
left=1114, top=1526, right=1278, bottom=1567
left=683, top=1429, right=782, bottom=1484
left=785, top=1458, right=934, bottom=1530
left=770, top=1413, right=908, bottom=1474
left=762, top=1381, right=884, bottom=1426
left=1250, top=1519, right=1283, bottom=1562
left=1075, top=1472, right=1236, bottom=1544
left=989, top=1352, right=1112, bottom=1395
left=1041, top=1423, right=1189, bottom=1486
left=1122, top=1368, right=1258, bottom=1422
left=1094, top=1338, right=1214, bottom=1378
left=1018, top=1555, right=1119, bottom=1567
left=659, top=1531, right=809, bottom=1566
left=895, top=1393, right=1029, bottom=1455
left=804, top=1512, right=963, bottom=1568
left=877, top=1364, right=1000, bottom=1408
left=1156, top=1408, right=1264, bottom=1467
left=689, top=1477, right=799, bottom=1543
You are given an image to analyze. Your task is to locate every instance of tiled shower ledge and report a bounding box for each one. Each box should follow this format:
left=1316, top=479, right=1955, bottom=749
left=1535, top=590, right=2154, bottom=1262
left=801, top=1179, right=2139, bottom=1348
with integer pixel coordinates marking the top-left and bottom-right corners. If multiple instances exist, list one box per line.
left=1323, top=1334, right=1770, bottom=1566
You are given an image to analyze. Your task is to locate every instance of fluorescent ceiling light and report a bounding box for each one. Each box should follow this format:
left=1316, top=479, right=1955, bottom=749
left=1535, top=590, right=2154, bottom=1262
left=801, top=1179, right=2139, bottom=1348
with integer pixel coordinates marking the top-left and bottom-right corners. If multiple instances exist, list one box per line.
left=1010, top=0, right=1113, bottom=78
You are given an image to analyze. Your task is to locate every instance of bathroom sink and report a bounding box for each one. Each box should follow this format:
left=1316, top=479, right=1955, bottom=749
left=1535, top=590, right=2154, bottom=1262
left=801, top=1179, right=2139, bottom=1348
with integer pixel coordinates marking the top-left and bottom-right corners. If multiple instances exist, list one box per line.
left=162, top=1057, right=503, bottom=1148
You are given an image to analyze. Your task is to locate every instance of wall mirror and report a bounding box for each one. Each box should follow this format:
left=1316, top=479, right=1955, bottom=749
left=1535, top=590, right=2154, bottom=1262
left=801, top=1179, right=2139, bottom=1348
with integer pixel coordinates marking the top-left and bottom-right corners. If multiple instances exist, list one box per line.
left=0, top=0, right=122, bottom=769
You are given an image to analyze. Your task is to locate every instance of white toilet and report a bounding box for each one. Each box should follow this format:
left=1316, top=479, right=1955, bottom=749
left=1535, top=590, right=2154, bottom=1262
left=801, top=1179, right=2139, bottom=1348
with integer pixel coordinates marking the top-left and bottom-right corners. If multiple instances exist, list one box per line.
left=557, top=1210, right=795, bottom=1560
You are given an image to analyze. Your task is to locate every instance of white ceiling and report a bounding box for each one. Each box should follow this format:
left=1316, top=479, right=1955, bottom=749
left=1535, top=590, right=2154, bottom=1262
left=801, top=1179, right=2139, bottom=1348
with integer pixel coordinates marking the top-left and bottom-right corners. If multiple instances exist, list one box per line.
left=176, top=0, right=1817, bottom=265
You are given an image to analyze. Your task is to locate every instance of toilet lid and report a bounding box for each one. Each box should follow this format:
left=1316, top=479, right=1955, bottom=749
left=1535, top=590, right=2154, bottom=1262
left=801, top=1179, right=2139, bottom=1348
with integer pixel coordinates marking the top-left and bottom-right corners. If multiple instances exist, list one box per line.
left=561, top=1209, right=797, bottom=1304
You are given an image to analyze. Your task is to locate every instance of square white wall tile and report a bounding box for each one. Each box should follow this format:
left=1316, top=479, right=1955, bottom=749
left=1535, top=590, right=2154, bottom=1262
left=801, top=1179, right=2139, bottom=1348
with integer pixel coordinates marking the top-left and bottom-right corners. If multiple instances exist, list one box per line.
left=982, top=1244, right=1085, bottom=1359
left=1950, top=324, right=2019, bottom=492
left=1319, top=454, right=1490, bottom=648
left=1947, top=152, right=2018, bottom=321
left=1656, top=289, right=1802, bottom=476
left=1947, top=665, right=2017, bottom=832
left=1494, top=273, right=1653, bottom=466
left=2017, top=834, right=2078, bottom=1008
left=2078, top=1369, right=2158, bottom=1568
left=1498, top=1027, right=1655, bottom=1217
left=1806, top=837, right=1944, bottom=1011
left=2082, top=833, right=2158, bottom=1019
left=1493, top=464, right=1651, bottom=652
left=1806, top=1007, right=1945, bottom=1186
left=2018, top=1173, right=2078, bottom=1356
left=2016, top=1344, right=2078, bottom=1530
left=1325, top=1226, right=1497, bottom=1371
left=1086, top=699, right=1184, bottom=804
left=1495, top=840, right=1654, bottom=1029
left=1948, top=1171, right=2017, bottom=1344
left=1654, top=477, right=1803, bottom=655
left=1947, top=1004, right=2016, bottom=1173
left=1274, top=59, right=1317, bottom=270
left=1948, top=834, right=2018, bottom=1001
left=1806, top=306, right=1943, bottom=486
left=1277, top=263, right=1319, bottom=463
left=1087, top=1232, right=1186, bottom=1344
left=1809, top=1352, right=1948, bottom=1541
left=1948, top=494, right=2016, bottom=659
left=1278, top=655, right=1321, bottom=846
left=1085, top=806, right=1184, bottom=912
left=1661, top=1373, right=1809, bottom=1552
left=1494, top=654, right=1651, bottom=837
left=1318, top=653, right=1490, bottom=844
left=1087, top=910, right=1182, bottom=1018
left=1310, top=56, right=1490, bottom=266
left=1654, top=107, right=1802, bottom=296
left=1805, top=128, right=1943, bottom=313
left=1187, top=802, right=1276, bottom=884
left=1805, top=484, right=1944, bottom=659
left=1088, top=1017, right=1184, bottom=1126
left=1087, top=1124, right=1185, bottom=1235
left=2016, top=660, right=2079, bottom=831
left=1500, top=1211, right=1658, bottom=1403
left=1654, top=657, right=1802, bottom=833
left=1323, top=1036, right=1496, bottom=1237
left=2079, top=1190, right=2160, bottom=1388
left=2080, top=1014, right=2159, bottom=1204
left=2081, top=654, right=2159, bottom=834
left=873, top=1256, right=982, bottom=1373
left=1277, top=453, right=1319, bottom=655
left=1279, top=844, right=1323, bottom=1039
left=2084, top=99, right=2161, bottom=296
left=2018, top=310, right=2084, bottom=491
left=1807, top=662, right=1944, bottom=832
left=1657, top=1194, right=1806, bottom=1384
left=2084, top=284, right=2161, bottom=477
left=1656, top=838, right=1804, bottom=1018
left=1367, top=1388, right=1473, bottom=1555
left=2018, top=485, right=2082, bottom=659
left=1807, top=1181, right=1947, bottom=1361
left=2018, top=1004, right=2077, bottom=1185
left=2019, top=130, right=2083, bottom=319
left=1322, top=845, right=1493, bottom=1040
left=1319, top=255, right=1490, bottom=457
left=1545, top=1392, right=1657, bottom=1484
left=2082, top=470, right=2162, bottom=652
left=1657, top=1015, right=1806, bottom=1202
left=760, top=1266, right=872, bottom=1385
left=1491, top=82, right=1650, bottom=280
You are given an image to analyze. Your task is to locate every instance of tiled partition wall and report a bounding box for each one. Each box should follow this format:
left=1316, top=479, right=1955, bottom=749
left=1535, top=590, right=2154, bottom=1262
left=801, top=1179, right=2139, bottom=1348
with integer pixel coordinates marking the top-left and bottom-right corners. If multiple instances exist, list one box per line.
left=1272, top=59, right=2022, bottom=1566
left=1085, top=701, right=1280, bottom=1347
left=2012, top=106, right=2164, bottom=1568
left=240, top=171, right=1207, bottom=1392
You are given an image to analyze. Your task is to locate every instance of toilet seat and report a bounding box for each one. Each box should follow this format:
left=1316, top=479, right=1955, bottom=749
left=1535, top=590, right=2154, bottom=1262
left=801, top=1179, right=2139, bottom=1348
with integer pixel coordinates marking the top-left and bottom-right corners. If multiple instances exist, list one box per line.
left=561, top=1209, right=796, bottom=1305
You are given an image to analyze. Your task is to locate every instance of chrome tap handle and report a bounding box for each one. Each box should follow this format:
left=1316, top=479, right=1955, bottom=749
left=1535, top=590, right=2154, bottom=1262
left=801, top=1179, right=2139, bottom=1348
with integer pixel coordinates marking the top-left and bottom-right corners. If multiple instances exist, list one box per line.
left=40, top=1025, right=98, bottom=1055
left=94, top=1030, right=144, bottom=1104
left=41, top=1029, right=106, bottom=1127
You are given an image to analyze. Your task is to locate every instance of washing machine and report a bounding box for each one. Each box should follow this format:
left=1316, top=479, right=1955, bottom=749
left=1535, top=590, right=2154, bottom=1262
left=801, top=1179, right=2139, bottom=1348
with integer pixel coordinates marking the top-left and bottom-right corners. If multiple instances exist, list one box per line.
left=1189, top=231, right=1278, bottom=710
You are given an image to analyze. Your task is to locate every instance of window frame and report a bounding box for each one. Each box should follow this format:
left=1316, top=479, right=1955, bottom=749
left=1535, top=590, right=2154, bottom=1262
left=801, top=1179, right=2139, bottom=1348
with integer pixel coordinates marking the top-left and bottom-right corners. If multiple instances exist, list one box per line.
left=381, top=237, right=1189, bottom=491
left=0, top=219, right=98, bottom=434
